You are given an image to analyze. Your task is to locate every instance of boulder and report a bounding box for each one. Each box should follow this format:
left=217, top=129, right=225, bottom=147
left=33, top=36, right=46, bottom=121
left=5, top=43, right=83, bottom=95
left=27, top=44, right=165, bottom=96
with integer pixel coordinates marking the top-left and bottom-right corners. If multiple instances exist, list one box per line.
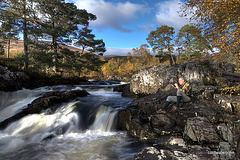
left=217, top=121, right=240, bottom=148
left=129, top=60, right=236, bottom=95
left=0, top=65, right=29, bottom=91
left=183, top=117, right=221, bottom=146
left=134, top=147, right=176, bottom=160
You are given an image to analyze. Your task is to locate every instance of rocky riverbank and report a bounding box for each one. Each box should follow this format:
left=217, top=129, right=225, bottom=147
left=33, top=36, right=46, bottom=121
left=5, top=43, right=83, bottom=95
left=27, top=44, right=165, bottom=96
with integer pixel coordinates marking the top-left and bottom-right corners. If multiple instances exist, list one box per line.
left=0, top=65, right=91, bottom=92
left=116, top=60, right=240, bottom=159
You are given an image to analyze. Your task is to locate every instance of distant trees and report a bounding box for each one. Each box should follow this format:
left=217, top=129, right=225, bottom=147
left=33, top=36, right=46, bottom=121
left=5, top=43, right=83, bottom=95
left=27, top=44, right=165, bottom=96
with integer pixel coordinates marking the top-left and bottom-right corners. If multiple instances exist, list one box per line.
left=0, top=18, right=19, bottom=58
left=0, top=0, right=35, bottom=70
left=101, top=44, right=160, bottom=78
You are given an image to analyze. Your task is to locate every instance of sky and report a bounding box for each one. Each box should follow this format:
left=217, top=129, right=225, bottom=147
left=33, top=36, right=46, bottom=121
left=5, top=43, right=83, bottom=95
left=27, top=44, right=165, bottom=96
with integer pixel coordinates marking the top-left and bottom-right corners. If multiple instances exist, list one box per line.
left=67, top=0, right=192, bottom=56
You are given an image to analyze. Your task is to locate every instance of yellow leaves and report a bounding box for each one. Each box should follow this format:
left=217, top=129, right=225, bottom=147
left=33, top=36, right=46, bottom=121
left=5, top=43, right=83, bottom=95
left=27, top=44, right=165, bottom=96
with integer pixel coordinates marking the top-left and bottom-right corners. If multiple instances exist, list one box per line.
left=101, top=44, right=161, bottom=78
left=221, top=85, right=240, bottom=97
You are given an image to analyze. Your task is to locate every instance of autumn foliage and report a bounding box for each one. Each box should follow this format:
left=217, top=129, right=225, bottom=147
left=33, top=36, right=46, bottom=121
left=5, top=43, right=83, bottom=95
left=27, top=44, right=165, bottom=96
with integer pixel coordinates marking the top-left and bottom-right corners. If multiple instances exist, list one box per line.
left=181, top=0, right=240, bottom=96
left=101, top=44, right=160, bottom=79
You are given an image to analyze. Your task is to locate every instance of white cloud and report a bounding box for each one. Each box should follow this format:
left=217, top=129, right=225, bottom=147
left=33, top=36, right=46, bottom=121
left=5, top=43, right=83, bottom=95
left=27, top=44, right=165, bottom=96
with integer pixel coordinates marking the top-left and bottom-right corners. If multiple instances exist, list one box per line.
left=104, top=47, right=156, bottom=57
left=155, top=0, right=193, bottom=31
left=104, top=47, right=132, bottom=56
left=73, top=0, right=146, bottom=32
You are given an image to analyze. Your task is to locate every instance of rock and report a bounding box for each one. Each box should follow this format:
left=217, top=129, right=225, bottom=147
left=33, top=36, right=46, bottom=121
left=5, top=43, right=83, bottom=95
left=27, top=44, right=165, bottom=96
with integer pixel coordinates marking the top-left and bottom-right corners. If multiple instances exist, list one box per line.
left=166, top=137, right=186, bottom=148
left=0, top=90, right=89, bottom=130
left=214, top=94, right=240, bottom=113
left=150, top=114, right=175, bottom=130
left=134, top=147, right=176, bottom=160
left=183, top=117, right=221, bottom=146
left=0, top=65, right=30, bottom=91
left=113, top=84, right=128, bottom=92
left=130, top=60, right=237, bottom=95
left=217, top=121, right=240, bottom=148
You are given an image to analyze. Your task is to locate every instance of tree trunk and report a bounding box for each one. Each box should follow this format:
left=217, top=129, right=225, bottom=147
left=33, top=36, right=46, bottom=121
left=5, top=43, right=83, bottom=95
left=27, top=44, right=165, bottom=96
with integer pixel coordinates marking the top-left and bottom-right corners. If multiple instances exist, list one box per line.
left=52, top=36, right=57, bottom=73
left=23, top=1, right=28, bottom=71
left=6, top=39, right=10, bottom=58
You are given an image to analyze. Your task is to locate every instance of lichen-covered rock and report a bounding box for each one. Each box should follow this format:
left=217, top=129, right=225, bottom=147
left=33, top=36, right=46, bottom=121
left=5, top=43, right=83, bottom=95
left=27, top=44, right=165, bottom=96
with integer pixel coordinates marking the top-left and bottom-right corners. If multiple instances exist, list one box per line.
left=130, top=60, right=236, bottom=95
left=134, top=147, right=175, bottom=160
left=214, top=94, right=240, bottom=113
left=183, top=117, right=221, bottom=145
left=217, top=121, right=240, bottom=148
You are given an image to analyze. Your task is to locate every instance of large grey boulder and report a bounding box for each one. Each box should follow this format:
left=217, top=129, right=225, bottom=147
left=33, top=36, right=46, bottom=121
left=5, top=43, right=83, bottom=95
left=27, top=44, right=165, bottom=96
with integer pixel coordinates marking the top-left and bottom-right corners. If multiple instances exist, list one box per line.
left=130, top=60, right=236, bottom=95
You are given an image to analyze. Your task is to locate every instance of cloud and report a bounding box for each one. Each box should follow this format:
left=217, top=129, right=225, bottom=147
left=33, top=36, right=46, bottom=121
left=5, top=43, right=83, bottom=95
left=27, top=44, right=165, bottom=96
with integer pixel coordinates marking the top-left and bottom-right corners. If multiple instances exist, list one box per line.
left=104, top=47, right=156, bottom=57
left=104, top=47, right=132, bottom=56
left=73, top=0, right=147, bottom=32
left=155, top=0, right=193, bottom=31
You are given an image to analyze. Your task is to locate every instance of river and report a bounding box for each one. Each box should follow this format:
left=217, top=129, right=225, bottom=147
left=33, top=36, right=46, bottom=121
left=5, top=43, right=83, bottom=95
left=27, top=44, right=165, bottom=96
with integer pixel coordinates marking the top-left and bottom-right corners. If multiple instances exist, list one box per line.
left=0, top=84, right=146, bottom=160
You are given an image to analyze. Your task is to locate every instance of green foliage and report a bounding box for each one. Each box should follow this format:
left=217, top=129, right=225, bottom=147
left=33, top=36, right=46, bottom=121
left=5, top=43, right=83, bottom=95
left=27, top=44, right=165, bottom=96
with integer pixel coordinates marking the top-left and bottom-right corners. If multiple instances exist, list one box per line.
left=72, top=27, right=106, bottom=56
left=176, top=24, right=211, bottom=63
left=146, top=25, right=175, bottom=65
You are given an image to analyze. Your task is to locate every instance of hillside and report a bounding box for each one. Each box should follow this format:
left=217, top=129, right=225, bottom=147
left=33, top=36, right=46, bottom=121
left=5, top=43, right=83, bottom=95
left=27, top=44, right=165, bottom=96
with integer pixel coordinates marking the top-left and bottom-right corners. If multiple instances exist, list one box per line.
left=2, top=40, right=85, bottom=57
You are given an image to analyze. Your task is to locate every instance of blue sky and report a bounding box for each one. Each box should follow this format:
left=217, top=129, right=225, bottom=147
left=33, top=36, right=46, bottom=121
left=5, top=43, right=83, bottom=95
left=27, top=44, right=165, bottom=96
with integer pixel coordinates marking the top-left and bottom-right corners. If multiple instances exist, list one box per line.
left=67, top=0, right=192, bottom=56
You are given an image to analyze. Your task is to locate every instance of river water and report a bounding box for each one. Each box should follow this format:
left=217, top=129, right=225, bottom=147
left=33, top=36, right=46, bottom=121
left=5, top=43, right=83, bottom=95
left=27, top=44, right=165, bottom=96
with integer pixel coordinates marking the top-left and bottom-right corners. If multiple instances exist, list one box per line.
left=0, top=84, right=146, bottom=160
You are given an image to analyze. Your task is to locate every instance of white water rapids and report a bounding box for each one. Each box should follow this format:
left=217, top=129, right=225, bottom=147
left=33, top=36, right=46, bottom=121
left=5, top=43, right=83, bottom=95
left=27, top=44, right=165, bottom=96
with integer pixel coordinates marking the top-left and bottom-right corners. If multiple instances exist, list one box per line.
left=0, top=85, right=145, bottom=160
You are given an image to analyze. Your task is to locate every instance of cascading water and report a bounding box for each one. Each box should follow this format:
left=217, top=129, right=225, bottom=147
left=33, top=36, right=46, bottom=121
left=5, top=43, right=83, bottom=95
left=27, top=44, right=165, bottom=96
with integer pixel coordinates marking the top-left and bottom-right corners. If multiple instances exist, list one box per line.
left=0, top=84, right=145, bottom=160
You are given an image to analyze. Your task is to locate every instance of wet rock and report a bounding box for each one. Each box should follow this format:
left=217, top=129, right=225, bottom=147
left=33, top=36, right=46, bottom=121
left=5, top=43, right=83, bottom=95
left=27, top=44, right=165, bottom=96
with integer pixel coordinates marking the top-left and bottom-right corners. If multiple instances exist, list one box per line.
left=0, top=90, right=89, bottom=130
left=113, top=84, right=128, bottom=92
left=0, top=65, right=29, bottom=91
left=183, top=117, right=221, bottom=146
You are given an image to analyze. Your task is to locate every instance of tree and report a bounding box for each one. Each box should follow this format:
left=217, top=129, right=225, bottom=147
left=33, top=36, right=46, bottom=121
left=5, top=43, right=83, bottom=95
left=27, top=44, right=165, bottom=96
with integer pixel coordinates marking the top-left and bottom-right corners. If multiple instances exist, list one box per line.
left=175, top=24, right=211, bottom=62
left=0, top=19, right=19, bottom=58
left=181, top=0, right=240, bottom=65
left=0, top=0, right=36, bottom=70
left=72, top=27, right=106, bottom=56
left=146, top=25, right=175, bottom=65
left=36, top=0, right=96, bottom=73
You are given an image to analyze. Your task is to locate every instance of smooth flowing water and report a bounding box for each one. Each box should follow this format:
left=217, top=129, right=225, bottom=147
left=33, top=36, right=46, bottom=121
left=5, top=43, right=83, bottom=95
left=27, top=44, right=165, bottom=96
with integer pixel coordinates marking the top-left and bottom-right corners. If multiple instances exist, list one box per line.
left=0, top=84, right=146, bottom=160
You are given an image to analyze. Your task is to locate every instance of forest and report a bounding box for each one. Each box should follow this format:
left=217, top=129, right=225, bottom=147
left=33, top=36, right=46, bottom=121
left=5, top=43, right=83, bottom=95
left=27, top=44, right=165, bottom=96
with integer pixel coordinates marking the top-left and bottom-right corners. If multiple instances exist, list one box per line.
left=0, top=0, right=239, bottom=85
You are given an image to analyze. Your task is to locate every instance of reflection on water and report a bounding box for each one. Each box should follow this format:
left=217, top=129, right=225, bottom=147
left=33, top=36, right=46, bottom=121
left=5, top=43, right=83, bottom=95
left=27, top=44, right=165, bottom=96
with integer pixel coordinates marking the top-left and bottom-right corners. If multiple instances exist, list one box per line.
left=0, top=84, right=145, bottom=160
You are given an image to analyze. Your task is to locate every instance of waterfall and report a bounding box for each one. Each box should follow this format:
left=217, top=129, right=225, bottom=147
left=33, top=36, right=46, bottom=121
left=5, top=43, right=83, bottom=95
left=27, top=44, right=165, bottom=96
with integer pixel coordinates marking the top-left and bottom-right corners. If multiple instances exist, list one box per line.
left=0, top=84, right=144, bottom=160
left=90, top=105, right=118, bottom=132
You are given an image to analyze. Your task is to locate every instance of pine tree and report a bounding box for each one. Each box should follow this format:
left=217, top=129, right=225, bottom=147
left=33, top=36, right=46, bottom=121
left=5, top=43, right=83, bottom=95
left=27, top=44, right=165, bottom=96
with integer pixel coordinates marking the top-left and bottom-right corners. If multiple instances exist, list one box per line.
left=36, top=0, right=96, bottom=73
left=146, top=25, right=175, bottom=65
left=0, top=19, right=19, bottom=58
left=0, top=0, right=36, bottom=70
left=175, top=24, right=211, bottom=62
left=73, top=27, right=106, bottom=56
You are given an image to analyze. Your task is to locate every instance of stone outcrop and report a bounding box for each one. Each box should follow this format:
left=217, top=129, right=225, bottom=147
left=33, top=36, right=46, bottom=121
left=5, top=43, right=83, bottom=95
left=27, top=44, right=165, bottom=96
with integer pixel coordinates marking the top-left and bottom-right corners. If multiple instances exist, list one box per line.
left=0, top=89, right=89, bottom=130
left=130, top=60, right=236, bottom=95
left=0, top=65, right=91, bottom=92
left=116, top=60, right=240, bottom=159
left=0, top=65, right=30, bottom=91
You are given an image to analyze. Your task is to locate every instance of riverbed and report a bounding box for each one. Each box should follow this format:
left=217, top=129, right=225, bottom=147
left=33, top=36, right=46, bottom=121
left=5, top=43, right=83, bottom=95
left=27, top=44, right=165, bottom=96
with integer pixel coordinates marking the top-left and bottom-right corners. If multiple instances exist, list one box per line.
left=0, top=84, right=146, bottom=160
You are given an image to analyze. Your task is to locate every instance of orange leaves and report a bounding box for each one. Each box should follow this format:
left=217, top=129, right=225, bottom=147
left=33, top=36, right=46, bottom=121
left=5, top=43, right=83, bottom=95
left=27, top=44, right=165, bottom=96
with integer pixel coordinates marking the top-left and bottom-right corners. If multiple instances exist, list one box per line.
left=181, top=0, right=240, bottom=65
left=101, top=44, right=161, bottom=79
